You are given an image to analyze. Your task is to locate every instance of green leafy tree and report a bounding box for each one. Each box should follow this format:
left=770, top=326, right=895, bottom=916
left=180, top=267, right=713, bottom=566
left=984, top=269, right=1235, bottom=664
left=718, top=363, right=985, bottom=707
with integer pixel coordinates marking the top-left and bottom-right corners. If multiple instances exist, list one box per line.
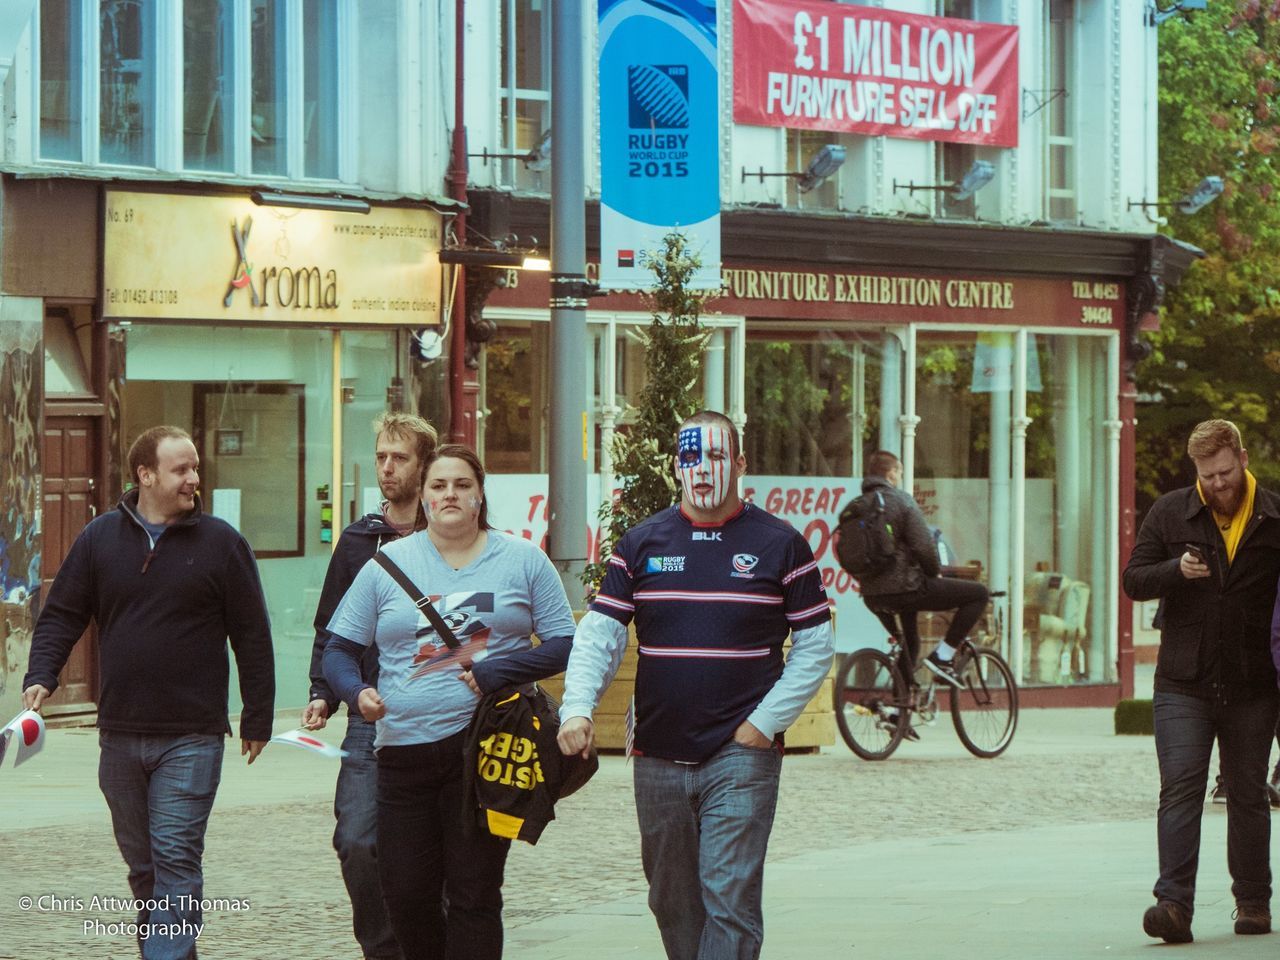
left=1137, top=2, right=1280, bottom=510
left=582, top=231, right=713, bottom=593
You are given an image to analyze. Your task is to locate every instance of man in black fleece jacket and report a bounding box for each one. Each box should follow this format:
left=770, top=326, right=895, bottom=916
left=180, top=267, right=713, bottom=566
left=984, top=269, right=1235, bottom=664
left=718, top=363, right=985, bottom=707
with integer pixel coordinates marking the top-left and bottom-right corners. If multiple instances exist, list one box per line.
left=1125, top=419, right=1280, bottom=943
left=300, top=411, right=436, bottom=960
left=24, top=425, right=274, bottom=960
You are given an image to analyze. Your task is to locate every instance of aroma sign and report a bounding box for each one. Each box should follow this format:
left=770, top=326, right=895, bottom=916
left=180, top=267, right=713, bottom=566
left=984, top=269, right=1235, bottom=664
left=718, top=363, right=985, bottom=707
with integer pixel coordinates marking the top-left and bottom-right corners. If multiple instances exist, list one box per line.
left=224, top=217, right=339, bottom=310
left=102, top=190, right=442, bottom=327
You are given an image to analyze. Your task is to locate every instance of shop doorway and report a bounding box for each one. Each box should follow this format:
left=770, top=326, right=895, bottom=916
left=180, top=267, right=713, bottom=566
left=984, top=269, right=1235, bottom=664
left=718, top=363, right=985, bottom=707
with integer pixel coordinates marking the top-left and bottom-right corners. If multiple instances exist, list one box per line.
left=40, top=416, right=99, bottom=715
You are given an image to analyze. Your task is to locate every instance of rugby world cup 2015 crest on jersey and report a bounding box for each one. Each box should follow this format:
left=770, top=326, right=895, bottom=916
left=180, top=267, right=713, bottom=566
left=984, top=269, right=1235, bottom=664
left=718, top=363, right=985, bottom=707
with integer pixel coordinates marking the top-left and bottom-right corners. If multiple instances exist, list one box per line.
left=646, top=556, right=686, bottom=573
left=731, top=553, right=759, bottom=579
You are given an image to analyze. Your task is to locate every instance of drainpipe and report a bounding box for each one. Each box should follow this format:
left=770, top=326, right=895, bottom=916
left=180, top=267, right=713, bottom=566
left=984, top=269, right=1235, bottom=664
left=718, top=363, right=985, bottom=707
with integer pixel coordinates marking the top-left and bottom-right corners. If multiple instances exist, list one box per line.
left=447, top=0, right=469, bottom=442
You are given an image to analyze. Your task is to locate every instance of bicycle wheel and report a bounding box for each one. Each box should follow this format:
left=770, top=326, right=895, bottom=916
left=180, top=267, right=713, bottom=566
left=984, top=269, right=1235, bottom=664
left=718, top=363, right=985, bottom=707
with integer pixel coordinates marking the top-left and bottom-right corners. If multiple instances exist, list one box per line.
left=950, top=646, right=1018, bottom=758
left=835, top=648, right=910, bottom=761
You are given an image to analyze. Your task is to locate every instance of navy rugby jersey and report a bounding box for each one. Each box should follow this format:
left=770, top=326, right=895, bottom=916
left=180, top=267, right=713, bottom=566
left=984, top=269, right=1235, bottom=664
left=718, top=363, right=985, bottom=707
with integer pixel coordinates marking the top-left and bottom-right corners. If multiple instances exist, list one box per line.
left=591, top=503, right=831, bottom=762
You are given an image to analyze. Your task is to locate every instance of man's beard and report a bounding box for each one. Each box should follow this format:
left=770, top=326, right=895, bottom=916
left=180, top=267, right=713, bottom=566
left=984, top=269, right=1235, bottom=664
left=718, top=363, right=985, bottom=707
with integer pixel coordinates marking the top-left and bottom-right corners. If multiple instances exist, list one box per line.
left=1209, top=481, right=1245, bottom=517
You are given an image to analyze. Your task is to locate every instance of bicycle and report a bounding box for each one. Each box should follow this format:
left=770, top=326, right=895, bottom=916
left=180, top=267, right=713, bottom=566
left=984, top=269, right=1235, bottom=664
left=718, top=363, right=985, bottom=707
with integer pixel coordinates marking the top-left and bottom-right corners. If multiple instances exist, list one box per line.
left=833, top=595, right=1018, bottom=760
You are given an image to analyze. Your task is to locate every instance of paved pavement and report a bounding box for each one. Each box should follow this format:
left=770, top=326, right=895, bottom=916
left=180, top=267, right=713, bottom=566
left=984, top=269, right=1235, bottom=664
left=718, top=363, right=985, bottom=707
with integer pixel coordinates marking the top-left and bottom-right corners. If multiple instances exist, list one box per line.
left=1, top=705, right=1275, bottom=959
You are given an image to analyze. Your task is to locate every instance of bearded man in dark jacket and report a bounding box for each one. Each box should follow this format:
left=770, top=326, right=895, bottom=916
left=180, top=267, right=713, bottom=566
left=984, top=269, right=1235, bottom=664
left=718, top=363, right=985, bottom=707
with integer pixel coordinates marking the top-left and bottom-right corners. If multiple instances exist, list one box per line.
left=856, top=449, right=989, bottom=694
left=1125, top=419, right=1280, bottom=944
left=300, top=411, right=436, bottom=960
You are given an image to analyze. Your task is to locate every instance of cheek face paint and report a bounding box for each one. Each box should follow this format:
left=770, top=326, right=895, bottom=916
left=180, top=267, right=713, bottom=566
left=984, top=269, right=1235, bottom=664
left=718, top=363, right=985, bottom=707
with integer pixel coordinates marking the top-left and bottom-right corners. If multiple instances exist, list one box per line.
left=676, top=425, right=732, bottom=510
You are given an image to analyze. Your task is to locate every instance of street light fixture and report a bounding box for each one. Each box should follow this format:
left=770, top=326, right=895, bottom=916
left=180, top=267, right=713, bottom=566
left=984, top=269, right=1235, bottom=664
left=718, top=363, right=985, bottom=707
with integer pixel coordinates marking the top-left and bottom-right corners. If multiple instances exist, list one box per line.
left=250, top=190, right=371, bottom=214
left=741, top=144, right=847, bottom=193
left=1148, top=0, right=1207, bottom=27
left=468, top=129, right=553, bottom=171
left=1127, top=175, right=1224, bottom=215
left=892, top=160, right=996, bottom=202
left=437, top=247, right=551, bottom=271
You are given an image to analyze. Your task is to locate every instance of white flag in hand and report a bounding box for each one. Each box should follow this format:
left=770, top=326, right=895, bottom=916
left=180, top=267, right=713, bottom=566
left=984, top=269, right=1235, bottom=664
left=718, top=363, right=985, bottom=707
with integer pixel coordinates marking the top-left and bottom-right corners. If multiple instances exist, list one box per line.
left=3, top=709, right=46, bottom=767
left=270, top=729, right=348, bottom=759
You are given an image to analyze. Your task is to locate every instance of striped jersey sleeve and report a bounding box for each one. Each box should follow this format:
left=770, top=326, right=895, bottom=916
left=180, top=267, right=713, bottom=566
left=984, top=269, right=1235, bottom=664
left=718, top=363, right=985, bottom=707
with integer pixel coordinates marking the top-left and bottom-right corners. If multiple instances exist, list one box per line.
left=781, top=531, right=831, bottom=630
left=590, top=541, right=637, bottom=625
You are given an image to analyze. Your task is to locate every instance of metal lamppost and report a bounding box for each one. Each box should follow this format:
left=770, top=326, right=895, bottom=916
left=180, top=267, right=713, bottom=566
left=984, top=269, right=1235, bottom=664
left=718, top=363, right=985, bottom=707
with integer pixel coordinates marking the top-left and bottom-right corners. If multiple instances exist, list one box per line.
left=547, top=0, right=590, bottom=601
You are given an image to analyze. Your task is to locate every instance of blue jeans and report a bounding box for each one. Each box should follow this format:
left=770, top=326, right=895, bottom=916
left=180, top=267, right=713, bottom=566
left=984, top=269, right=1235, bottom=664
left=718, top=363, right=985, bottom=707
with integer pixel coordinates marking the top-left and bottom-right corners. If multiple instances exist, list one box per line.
left=98, top=731, right=225, bottom=960
left=375, top=729, right=511, bottom=960
left=1153, top=690, right=1279, bottom=913
left=334, top=716, right=402, bottom=959
left=634, top=740, right=784, bottom=960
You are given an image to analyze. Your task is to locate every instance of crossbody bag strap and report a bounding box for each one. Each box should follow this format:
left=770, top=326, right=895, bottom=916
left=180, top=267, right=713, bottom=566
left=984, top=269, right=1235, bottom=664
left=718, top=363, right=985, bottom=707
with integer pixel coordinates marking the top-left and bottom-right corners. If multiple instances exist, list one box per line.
left=373, top=551, right=461, bottom=649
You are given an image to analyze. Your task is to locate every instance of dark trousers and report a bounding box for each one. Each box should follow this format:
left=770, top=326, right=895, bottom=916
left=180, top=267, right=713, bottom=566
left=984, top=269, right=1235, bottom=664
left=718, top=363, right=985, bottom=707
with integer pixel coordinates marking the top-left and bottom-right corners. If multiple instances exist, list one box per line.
left=872, top=577, right=989, bottom=682
left=335, top=716, right=401, bottom=959
left=376, top=729, right=511, bottom=960
left=1153, top=690, right=1279, bottom=913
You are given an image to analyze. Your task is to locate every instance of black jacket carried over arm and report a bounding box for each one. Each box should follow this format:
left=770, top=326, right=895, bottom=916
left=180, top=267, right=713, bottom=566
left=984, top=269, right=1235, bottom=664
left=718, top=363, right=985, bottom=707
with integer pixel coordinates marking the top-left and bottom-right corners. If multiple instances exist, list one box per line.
left=1123, top=484, right=1280, bottom=700
left=855, top=476, right=941, bottom=598
left=24, top=490, right=276, bottom=740
left=308, top=510, right=422, bottom=716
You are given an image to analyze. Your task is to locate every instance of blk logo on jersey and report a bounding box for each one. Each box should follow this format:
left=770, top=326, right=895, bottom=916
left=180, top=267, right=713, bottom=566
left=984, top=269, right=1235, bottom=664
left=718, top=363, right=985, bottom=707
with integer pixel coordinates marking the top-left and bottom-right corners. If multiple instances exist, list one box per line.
left=731, top=553, right=759, bottom=579
left=692, top=530, right=722, bottom=541
left=410, top=591, right=495, bottom=679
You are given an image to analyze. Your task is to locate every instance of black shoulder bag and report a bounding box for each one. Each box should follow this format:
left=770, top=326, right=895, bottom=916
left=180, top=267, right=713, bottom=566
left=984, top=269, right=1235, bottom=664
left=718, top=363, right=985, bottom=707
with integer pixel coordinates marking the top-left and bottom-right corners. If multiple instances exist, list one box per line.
left=371, top=550, right=597, bottom=819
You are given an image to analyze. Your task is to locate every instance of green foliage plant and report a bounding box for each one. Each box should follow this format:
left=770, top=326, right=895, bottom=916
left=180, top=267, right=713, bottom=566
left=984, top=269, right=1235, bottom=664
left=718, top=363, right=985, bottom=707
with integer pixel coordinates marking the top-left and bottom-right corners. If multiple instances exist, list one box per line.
left=1137, top=3, right=1280, bottom=510
left=582, top=230, right=713, bottom=594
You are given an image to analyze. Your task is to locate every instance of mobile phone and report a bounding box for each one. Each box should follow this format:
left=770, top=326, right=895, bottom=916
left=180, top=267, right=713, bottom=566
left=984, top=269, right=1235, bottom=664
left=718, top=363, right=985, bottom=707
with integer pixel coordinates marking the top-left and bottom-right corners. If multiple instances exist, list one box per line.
left=1185, top=545, right=1205, bottom=563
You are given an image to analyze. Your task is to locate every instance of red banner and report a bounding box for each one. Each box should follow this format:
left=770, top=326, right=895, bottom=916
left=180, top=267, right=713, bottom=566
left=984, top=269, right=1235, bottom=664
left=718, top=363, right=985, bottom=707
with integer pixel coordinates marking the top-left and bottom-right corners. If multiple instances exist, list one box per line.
left=733, top=0, right=1019, bottom=147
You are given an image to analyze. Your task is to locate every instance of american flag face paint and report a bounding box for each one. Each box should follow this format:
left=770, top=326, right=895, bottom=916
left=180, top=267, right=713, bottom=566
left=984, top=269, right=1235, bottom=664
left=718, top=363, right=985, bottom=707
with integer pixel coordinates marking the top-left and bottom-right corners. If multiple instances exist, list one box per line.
left=677, top=425, right=734, bottom=510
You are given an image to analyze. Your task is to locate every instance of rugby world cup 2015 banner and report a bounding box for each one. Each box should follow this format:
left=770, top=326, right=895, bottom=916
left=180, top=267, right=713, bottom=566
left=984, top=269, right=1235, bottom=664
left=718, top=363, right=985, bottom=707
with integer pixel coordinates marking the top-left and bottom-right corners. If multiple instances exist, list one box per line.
left=599, top=0, right=721, bottom=290
left=734, top=0, right=1018, bottom=147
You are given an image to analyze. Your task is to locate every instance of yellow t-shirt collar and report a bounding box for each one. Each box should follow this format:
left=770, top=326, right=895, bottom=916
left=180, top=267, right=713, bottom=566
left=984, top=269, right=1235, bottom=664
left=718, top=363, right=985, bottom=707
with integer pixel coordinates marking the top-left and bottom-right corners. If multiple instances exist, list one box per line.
left=1197, top=469, right=1256, bottom=565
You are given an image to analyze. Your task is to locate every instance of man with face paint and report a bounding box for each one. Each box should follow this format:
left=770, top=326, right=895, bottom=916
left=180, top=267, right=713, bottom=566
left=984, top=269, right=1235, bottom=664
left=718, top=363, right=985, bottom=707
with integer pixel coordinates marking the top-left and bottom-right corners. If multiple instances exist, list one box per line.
left=558, top=409, right=834, bottom=960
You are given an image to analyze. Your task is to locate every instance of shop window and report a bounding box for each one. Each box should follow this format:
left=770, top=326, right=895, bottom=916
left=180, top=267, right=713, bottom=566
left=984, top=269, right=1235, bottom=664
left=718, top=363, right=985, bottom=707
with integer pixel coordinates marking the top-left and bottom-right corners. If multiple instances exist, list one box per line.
left=36, top=0, right=341, bottom=180
left=936, top=143, right=976, bottom=219
left=482, top=324, right=549, bottom=473
left=1021, top=335, right=1111, bottom=685
left=303, top=0, right=340, bottom=179
left=40, top=0, right=83, bottom=160
left=251, top=0, right=288, bottom=175
left=194, top=383, right=305, bottom=558
left=184, top=0, right=234, bottom=171
left=784, top=128, right=841, bottom=210
left=745, top=331, right=883, bottom=478
left=99, top=0, right=156, bottom=167
left=1046, top=0, right=1076, bottom=222
left=43, top=308, right=95, bottom=397
left=497, top=0, right=551, bottom=192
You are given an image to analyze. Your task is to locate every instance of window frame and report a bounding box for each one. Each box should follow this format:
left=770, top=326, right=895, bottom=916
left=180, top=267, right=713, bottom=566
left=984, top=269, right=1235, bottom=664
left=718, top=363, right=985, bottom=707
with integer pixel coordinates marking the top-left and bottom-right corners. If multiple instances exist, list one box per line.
left=32, top=0, right=350, bottom=182
left=1044, top=0, right=1077, bottom=223
left=496, top=0, right=552, bottom=192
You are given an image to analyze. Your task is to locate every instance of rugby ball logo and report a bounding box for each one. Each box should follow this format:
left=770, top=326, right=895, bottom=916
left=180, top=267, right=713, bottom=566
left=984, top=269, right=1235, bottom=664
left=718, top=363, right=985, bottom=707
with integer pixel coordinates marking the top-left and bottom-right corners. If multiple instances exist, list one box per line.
left=732, top=553, right=759, bottom=574
left=628, top=64, right=690, bottom=129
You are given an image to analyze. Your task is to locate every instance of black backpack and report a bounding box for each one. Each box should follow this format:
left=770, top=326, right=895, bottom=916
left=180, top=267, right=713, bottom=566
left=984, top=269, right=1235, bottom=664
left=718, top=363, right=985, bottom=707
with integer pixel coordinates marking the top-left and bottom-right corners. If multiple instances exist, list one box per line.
left=834, top=490, right=897, bottom=577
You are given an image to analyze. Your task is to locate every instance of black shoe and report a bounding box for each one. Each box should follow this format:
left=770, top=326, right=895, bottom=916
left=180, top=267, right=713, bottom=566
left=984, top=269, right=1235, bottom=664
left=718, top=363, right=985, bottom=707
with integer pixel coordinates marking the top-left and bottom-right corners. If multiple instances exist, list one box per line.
left=882, top=713, right=921, bottom=742
left=923, top=651, right=963, bottom=688
left=1210, top=777, right=1227, bottom=804
left=1234, top=902, right=1271, bottom=935
left=1143, top=900, right=1193, bottom=943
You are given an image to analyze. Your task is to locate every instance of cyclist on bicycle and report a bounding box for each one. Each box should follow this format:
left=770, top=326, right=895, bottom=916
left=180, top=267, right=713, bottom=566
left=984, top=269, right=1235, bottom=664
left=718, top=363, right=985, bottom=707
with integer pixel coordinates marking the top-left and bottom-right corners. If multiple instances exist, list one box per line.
left=855, top=450, right=990, bottom=691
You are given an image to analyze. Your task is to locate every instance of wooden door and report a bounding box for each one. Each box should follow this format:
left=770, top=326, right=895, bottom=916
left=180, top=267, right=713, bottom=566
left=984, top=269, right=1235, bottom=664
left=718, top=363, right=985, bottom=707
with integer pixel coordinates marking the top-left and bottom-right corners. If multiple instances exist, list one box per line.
left=41, top=416, right=99, bottom=715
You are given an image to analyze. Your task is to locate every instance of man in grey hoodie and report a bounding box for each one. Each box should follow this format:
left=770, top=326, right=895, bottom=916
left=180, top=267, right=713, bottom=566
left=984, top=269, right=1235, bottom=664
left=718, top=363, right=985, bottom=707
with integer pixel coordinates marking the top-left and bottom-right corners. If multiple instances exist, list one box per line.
left=855, top=449, right=989, bottom=691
